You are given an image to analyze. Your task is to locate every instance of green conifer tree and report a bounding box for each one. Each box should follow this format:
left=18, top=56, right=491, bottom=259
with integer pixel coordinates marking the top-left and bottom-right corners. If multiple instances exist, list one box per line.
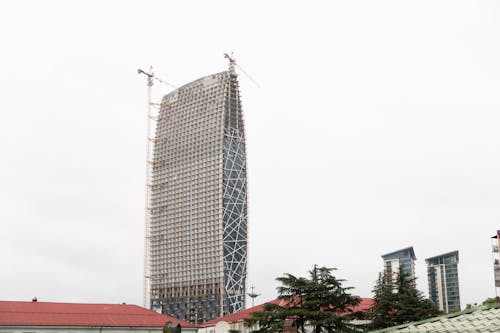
left=369, top=267, right=440, bottom=329
left=245, top=265, right=365, bottom=333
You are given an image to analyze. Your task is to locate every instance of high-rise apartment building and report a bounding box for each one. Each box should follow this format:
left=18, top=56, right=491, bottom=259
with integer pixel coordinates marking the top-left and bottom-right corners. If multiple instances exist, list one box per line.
left=147, top=68, right=247, bottom=323
left=381, top=246, right=416, bottom=284
left=425, top=251, right=460, bottom=313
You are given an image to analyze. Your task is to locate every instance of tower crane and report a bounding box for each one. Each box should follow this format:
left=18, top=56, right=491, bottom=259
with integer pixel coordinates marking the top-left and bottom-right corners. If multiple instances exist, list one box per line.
left=224, top=52, right=260, bottom=87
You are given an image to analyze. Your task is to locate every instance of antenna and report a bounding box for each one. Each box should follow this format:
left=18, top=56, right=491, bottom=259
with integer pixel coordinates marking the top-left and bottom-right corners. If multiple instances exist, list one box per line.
left=247, top=284, right=260, bottom=308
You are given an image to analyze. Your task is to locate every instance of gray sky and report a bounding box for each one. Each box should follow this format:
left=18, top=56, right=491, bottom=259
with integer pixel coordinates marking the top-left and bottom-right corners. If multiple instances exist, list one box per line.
left=1, top=0, right=500, bottom=309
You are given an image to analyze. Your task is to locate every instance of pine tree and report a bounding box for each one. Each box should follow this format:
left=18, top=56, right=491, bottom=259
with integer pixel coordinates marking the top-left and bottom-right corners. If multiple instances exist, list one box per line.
left=245, top=265, right=365, bottom=333
left=369, top=267, right=440, bottom=329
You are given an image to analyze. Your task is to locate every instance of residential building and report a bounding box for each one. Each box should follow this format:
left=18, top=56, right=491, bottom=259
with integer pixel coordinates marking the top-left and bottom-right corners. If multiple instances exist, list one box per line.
left=425, top=250, right=461, bottom=313
left=381, top=247, right=416, bottom=285
left=147, top=67, right=248, bottom=323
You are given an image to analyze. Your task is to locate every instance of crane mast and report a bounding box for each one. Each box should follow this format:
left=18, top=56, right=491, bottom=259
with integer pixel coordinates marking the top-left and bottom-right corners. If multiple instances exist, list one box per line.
left=138, top=66, right=154, bottom=308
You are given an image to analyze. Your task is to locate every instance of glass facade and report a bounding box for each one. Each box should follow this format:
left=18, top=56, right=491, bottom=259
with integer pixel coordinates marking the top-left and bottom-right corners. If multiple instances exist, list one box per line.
left=381, top=247, right=416, bottom=286
left=426, top=251, right=460, bottom=313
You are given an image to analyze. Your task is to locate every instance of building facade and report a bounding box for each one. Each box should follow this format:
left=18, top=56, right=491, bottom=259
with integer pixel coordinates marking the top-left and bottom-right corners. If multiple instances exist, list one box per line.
left=425, top=251, right=460, bottom=313
left=381, top=247, right=416, bottom=285
left=148, top=70, right=247, bottom=323
left=491, top=230, right=500, bottom=294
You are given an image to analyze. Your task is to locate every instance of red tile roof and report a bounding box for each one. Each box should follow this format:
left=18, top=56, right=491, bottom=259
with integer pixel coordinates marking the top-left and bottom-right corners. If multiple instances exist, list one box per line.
left=0, top=301, right=194, bottom=328
left=203, top=298, right=374, bottom=326
left=202, top=299, right=284, bottom=326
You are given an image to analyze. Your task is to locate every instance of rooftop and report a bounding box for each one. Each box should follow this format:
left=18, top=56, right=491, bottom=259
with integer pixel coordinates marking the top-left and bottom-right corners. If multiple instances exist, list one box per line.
left=202, top=298, right=375, bottom=326
left=0, top=300, right=194, bottom=328
left=369, top=303, right=500, bottom=332
left=425, top=250, right=459, bottom=263
left=381, top=246, right=416, bottom=261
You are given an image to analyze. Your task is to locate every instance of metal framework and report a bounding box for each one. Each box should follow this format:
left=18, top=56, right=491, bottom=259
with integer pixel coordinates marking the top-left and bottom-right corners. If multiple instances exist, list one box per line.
left=138, top=67, right=155, bottom=308
left=222, top=127, right=247, bottom=314
left=147, top=68, right=248, bottom=323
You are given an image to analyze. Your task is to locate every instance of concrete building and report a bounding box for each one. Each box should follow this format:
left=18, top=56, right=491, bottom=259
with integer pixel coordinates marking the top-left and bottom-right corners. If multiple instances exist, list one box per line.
left=147, top=67, right=248, bottom=323
left=381, top=246, right=416, bottom=285
left=491, top=230, right=500, bottom=295
left=0, top=300, right=196, bottom=333
left=425, top=251, right=460, bottom=313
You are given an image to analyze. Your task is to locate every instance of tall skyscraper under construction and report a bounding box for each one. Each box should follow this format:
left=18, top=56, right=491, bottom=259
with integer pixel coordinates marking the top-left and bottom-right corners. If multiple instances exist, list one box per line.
left=147, top=64, right=247, bottom=323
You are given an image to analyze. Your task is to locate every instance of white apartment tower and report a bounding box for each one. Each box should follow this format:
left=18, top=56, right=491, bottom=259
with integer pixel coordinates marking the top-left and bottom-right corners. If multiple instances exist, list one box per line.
left=147, top=68, right=247, bottom=323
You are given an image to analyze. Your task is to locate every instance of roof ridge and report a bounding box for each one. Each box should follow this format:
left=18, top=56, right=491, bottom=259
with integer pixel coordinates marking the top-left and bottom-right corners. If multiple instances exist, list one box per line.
left=0, top=301, right=137, bottom=306
left=0, top=310, right=165, bottom=315
left=0, top=301, right=194, bottom=328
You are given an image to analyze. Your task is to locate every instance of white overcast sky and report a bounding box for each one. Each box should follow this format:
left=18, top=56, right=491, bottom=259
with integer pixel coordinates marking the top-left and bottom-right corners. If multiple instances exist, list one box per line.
left=1, top=0, right=500, bottom=309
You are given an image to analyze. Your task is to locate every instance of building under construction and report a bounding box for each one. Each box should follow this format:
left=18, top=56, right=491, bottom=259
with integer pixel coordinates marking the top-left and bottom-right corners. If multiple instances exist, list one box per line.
left=146, top=65, right=248, bottom=323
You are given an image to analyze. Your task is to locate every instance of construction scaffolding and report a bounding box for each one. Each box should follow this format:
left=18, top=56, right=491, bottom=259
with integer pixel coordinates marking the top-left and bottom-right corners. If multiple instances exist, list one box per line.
left=143, top=63, right=248, bottom=323
left=138, top=67, right=174, bottom=309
